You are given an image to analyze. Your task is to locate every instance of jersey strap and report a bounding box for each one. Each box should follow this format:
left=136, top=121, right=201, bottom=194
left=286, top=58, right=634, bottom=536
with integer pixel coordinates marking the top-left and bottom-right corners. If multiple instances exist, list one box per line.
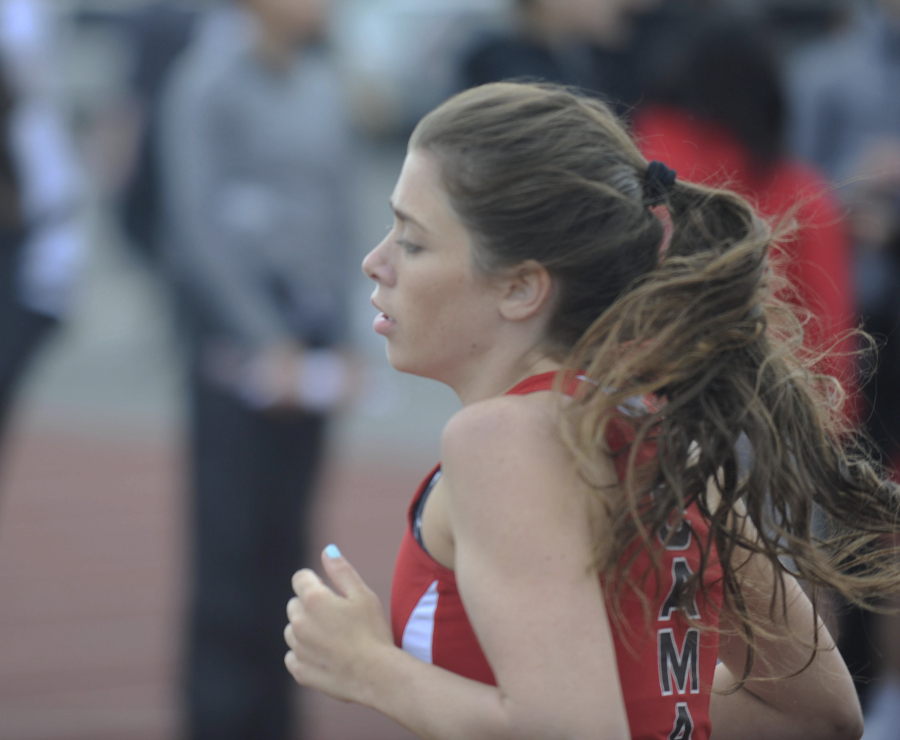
left=506, top=371, right=660, bottom=479
left=505, top=370, right=583, bottom=396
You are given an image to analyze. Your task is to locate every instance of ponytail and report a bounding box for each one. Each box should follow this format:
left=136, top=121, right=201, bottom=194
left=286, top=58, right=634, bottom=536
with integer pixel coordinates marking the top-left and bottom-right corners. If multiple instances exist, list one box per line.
left=562, top=173, right=900, bottom=672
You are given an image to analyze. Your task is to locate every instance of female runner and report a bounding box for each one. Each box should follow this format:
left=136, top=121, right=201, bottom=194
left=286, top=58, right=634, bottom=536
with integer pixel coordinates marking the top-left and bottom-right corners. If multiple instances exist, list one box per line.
left=283, top=82, right=900, bottom=739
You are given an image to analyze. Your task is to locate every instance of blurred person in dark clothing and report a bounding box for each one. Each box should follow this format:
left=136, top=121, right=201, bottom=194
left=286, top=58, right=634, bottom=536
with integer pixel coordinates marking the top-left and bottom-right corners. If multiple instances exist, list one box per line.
left=457, top=0, right=662, bottom=114
left=0, top=67, right=42, bottom=448
left=158, top=1, right=356, bottom=737
left=847, top=141, right=900, bottom=477
left=117, top=1, right=200, bottom=266
left=633, top=15, right=857, bottom=392
left=787, top=4, right=900, bottom=735
left=0, top=0, right=85, bottom=456
left=787, top=0, right=900, bottom=470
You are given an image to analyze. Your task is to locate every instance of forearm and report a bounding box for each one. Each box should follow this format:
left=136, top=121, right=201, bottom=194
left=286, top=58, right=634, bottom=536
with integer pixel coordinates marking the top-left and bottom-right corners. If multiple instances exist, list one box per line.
left=360, top=644, right=520, bottom=740
left=716, top=516, right=863, bottom=740
left=710, top=662, right=861, bottom=740
left=710, top=663, right=805, bottom=740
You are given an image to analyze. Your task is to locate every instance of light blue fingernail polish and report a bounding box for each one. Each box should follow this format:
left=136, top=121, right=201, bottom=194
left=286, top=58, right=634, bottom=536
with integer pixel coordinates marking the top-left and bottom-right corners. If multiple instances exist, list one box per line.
left=325, top=544, right=341, bottom=559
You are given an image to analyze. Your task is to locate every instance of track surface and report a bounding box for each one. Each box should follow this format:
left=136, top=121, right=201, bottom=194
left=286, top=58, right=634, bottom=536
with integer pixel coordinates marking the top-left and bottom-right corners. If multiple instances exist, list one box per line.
left=0, top=421, right=421, bottom=740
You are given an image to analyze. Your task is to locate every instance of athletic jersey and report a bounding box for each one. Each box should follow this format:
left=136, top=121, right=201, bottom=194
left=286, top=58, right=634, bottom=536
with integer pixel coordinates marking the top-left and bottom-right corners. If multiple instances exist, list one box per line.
left=390, top=372, right=724, bottom=740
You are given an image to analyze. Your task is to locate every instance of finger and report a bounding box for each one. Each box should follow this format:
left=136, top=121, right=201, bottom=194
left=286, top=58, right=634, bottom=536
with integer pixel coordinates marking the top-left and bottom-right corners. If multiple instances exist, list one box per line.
left=287, top=596, right=302, bottom=621
left=285, top=650, right=305, bottom=684
left=284, top=621, right=298, bottom=651
left=320, top=543, right=366, bottom=599
left=291, top=568, right=324, bottom=598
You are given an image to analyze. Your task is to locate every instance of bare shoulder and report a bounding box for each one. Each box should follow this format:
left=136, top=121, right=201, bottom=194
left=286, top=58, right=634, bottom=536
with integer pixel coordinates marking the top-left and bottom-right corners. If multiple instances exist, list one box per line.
left=439, top=393, right=616, bottom=519
left=440, top=393, right=562, bottom=473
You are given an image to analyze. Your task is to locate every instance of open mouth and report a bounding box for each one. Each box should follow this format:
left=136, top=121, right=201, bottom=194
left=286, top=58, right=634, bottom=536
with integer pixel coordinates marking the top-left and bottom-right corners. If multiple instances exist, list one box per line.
left=373, top=311, right=397, bottom=335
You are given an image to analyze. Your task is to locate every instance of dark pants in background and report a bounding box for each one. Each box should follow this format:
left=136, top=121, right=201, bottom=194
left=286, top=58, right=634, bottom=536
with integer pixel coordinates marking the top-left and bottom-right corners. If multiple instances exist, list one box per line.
left=0, top=247, right=57, bottom=451
left=184, top=370, right=326, bottom=740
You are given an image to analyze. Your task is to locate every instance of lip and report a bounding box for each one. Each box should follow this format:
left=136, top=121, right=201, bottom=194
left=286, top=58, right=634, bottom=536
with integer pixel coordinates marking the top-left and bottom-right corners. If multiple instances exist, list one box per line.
left=370, top=295, right=397, bottom=336
left=370, top=296, right=393, bottom=319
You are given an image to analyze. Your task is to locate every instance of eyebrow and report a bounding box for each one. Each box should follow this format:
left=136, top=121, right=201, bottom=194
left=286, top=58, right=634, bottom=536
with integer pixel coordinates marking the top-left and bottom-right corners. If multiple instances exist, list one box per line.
left=390, top=201, right=428, bottom=233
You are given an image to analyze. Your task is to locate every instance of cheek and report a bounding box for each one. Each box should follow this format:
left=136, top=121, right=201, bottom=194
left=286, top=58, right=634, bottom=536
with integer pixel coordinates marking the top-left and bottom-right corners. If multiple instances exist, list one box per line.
left=431, top=278, right=495, bottom=347
left=428, top=274, right=472, bottom=319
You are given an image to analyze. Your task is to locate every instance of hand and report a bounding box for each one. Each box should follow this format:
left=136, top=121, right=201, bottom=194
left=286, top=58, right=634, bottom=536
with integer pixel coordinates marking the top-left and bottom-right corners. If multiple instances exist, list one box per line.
left=245, top=345, right=364, bottom=414
left=284, top=545, right=395, bottom=704
left=241, top=341, right=305, bottom=410
left=294, top=348, right=365, bottom=413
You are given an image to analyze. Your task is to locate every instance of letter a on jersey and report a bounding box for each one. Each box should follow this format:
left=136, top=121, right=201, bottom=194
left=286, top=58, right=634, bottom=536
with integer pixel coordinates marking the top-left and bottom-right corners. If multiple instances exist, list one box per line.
left=668, top=702, right=694, bottom=740
left=659, top=557, right=701, bottom=621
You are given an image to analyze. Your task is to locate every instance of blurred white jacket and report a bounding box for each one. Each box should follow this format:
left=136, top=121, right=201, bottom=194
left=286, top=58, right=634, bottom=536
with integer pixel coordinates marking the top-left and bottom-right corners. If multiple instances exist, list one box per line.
left=0, top=0, right=85, bottom=318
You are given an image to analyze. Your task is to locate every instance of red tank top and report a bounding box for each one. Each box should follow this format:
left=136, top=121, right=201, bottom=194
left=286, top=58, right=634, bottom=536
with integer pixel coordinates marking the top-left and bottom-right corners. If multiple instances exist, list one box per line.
left=390, top=372, right=723, bottom=740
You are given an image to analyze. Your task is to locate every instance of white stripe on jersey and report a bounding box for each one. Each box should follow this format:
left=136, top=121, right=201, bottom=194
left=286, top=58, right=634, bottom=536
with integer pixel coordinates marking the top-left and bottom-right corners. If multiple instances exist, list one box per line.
left=401, top=579, right=439, bottom=664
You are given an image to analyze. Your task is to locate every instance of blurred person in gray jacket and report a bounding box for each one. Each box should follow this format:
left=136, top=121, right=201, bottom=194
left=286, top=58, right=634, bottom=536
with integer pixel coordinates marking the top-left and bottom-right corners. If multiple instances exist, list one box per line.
left=158, top=1, right=356, bottom=737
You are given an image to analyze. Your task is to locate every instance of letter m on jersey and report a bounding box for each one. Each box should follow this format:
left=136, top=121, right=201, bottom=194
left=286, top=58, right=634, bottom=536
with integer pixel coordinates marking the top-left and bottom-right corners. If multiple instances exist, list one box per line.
left=658, top=628, right=700, bottom=695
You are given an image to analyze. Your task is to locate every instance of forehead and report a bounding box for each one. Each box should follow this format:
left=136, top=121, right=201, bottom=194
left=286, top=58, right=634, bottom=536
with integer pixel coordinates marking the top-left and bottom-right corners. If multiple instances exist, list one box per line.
left=391, top=149, right=461, bottom=233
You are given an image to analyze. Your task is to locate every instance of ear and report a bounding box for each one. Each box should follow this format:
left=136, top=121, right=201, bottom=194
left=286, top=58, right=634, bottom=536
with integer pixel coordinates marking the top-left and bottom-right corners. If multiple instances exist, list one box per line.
left=497, top=260, right=554, bottom=322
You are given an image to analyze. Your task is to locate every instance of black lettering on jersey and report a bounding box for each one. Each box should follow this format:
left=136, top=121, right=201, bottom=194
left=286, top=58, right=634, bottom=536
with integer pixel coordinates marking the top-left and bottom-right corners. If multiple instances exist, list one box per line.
left=657, top=512, right=692, bottom=550
left=668, top=702, right=695, bottom=740
left=658, top=628, right=700, bottom=696
left=659, top=557, right=701, bottom=621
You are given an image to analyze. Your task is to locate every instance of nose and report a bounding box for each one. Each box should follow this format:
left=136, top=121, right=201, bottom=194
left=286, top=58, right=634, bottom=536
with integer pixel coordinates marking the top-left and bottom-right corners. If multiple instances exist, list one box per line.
left=362, top=235, right=395, bottom=286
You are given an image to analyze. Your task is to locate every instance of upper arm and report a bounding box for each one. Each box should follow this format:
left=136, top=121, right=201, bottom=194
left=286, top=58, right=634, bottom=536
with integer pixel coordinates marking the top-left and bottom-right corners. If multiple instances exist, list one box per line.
left=440, top=399, right=630, bottom=740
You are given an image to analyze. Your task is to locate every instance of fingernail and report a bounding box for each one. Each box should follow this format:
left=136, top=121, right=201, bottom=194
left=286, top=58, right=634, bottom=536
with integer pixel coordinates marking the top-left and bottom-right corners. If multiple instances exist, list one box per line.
left=325, top=544, right=341, bottom=559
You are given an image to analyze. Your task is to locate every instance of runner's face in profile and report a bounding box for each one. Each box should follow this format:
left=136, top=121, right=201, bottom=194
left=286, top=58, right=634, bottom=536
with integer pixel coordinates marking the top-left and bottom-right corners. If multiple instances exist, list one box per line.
left=362, top=150, right=505, bottom=385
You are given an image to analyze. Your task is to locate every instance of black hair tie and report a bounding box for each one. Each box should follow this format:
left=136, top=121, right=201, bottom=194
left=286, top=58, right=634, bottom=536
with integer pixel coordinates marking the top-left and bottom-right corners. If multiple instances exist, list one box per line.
left=644, top=160, right=677, bottom=206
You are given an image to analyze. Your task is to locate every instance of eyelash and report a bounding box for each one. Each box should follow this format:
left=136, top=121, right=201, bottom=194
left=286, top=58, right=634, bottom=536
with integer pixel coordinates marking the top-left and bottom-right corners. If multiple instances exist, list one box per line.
left=385, top=222, right=422, bottom=254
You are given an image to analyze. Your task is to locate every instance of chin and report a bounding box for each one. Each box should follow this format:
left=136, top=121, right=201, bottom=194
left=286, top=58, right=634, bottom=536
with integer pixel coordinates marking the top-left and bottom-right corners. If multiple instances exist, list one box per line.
left=384, top=343, right=413, bottom=374
left=385, top=348, right=421, bottom=377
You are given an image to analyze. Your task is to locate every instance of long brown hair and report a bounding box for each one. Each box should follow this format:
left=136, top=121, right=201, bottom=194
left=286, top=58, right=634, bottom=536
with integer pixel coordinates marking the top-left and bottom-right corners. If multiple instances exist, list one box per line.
left=410, top=81, right=900, bottom=678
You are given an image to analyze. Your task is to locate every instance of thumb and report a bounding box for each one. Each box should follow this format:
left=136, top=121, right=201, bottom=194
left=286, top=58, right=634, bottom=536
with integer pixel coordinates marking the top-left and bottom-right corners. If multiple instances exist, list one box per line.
left=321, top=544, right=365, bottom=598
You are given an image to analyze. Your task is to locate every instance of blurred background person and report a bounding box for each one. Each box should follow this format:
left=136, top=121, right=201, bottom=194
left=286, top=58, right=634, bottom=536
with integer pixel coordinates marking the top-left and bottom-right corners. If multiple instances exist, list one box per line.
left=457, top=0, right=662, bottom=114
left=116, top=0, right=201, bottom=270
left=0, top=0, right=86, bottom=462
left=787, top=2, right=900, bottom=737
left=788, top=0, right=900, bottom=185
left=158, top=0, right=358, bottom=738
left=0, top=61, right=40, bottom=456
left=788, top=0, right=900, bottom=477
left=633, top=13, right=857, bottom=392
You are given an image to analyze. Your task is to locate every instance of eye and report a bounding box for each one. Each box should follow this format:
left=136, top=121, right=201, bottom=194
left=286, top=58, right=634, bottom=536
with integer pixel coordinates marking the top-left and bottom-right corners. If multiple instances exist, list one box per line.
left=398, top=239, right=422, bottom=255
